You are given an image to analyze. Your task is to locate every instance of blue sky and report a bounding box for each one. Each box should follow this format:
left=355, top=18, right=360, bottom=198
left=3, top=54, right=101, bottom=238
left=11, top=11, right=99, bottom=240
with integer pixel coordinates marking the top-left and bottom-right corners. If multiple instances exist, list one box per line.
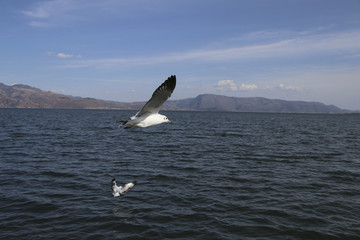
left=1, top=0, right=360, bottom=110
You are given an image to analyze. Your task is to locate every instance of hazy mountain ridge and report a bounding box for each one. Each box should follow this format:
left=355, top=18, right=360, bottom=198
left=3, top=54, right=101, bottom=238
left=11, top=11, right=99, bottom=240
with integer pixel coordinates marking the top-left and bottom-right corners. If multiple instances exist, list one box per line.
left=165, top=94, right=346, bottom=113
left=0, top=83, right=350, bottom=113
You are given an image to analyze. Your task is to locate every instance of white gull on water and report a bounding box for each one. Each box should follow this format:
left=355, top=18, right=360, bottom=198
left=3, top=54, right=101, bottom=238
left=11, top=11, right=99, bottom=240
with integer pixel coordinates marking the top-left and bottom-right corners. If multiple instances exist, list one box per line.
left=119, top=75, right=176, bottom=129
left=111, top=179, right=137, bottom=197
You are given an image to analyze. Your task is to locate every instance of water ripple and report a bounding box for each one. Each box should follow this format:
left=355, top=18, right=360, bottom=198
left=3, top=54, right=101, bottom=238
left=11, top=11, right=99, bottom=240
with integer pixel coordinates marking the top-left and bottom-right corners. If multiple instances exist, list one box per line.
left=1, top=109, right=359, bottom=239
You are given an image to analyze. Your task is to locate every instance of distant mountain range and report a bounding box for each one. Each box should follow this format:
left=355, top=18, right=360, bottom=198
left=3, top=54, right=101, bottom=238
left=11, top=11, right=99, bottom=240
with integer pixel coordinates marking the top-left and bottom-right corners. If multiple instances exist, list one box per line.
left=0, top=82, right=351, bottom=113
left=165, top=94, right=349, bottom=113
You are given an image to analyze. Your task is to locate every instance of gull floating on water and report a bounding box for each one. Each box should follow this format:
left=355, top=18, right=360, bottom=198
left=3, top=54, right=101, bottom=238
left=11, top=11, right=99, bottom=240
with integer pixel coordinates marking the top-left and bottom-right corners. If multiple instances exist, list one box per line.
left=119, top=75, right=176, bottom=129
left=111, top=179, right=137, bottom=197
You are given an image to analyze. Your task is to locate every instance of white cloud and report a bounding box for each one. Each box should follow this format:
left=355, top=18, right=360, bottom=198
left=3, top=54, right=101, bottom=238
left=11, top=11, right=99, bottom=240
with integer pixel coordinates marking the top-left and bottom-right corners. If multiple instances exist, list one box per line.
left=239, top=83, right=258, bottom=91
left=47, top=52, right=82, bottom=58
left=217, top=80, right=238, bottom=91
left=278, top=83, right=301, bottom=91
left=216, top=80, right=258, bottom=92
left=57, top=53, right=73, bottom=58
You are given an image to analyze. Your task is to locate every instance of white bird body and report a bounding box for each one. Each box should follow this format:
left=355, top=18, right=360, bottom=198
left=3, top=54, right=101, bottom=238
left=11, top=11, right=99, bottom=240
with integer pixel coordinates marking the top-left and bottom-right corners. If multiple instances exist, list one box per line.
left=111, top=179, right=137, bottom=198
left=125, top=113, right=170, bottom=128
left=119, top=75, right=176, bottom=129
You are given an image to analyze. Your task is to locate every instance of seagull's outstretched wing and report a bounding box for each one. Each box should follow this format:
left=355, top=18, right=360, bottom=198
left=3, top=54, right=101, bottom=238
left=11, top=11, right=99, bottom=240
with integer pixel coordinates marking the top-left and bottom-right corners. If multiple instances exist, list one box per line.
left=136, top=75, right=176, bottom=117
left=111, top=179, right=137, bottom=197
left=121, top=181, right=137, bottom=194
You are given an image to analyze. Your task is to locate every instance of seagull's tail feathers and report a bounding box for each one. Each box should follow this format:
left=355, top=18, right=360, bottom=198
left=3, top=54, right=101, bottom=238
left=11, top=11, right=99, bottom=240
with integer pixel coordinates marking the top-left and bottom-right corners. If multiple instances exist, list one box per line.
left=118, top=120, right=128, bottom=128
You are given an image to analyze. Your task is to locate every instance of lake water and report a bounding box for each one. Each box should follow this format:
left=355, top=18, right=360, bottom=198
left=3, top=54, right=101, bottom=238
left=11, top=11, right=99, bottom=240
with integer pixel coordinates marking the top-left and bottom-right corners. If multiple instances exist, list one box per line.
left=0, top=109, right=359, bottom=240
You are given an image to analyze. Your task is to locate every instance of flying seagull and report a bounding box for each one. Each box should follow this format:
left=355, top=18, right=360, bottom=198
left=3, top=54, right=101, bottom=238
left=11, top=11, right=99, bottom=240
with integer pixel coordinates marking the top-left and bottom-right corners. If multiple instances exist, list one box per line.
left=111, top=179, right=137, bottom=198
left=119, top=75, right=176, bottom=129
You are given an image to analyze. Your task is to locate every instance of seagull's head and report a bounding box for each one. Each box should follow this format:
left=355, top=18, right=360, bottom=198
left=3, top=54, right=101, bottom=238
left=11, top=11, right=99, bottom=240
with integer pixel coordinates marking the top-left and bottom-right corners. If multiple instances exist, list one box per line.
left=159, top=114, right=172, bottom=124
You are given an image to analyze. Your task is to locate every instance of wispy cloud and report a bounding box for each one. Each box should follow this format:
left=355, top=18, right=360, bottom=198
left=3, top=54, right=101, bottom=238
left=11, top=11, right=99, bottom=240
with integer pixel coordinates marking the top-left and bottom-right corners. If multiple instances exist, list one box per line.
left=23, top=6, right=50, bottom=18
left=60, top=29, right=360, bottom=68
left=21, top=0, right=142, bottom=27
left=22, top=0, right=91, bottom=27
left=29, top=21, right=54, bottom=27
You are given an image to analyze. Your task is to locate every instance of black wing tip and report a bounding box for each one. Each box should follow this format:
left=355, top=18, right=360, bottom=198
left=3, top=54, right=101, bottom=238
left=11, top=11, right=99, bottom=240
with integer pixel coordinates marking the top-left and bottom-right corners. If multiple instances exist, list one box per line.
left=111, top=179, right=116, bottom=190
left=132, top=181, right=138, bottom=185
left=150, top=75, right=176, bottom=98
left=168, top=75, right=176, bottom=80
left=167, top=75, right=176, bottom=83
left=165, top=75, right=176, bottom=91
